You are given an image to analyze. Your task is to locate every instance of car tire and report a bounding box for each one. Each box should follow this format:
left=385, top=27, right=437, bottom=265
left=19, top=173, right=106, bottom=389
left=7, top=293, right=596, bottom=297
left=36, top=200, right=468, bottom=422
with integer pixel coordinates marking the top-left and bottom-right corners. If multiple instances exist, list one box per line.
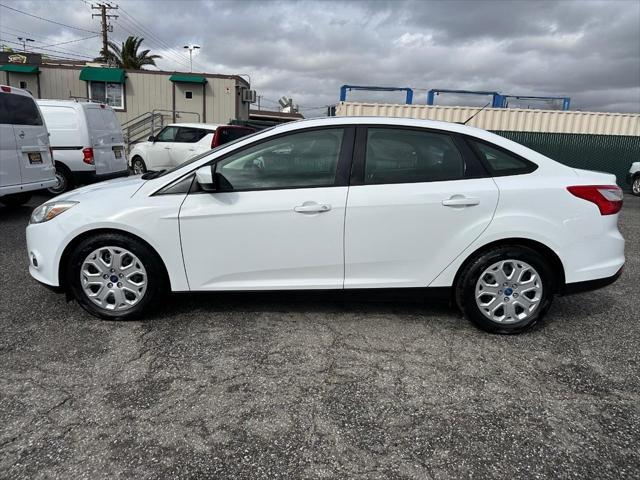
left=455, top=245, right=555, bottom=334
left=0, top=192, right=32, bottom=207
left=632, top=175, right=640, bottom=197
left=66, top=232, right=167, bottom=320
left=131, top=157, right=147, bottom=175
left=48, top=164, right=74, bottom=195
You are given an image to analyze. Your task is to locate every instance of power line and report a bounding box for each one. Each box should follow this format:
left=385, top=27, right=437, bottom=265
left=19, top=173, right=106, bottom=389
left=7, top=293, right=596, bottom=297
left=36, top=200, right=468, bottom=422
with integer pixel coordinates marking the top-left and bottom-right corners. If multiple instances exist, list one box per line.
left=0, top=38, right=94, bottom=59
left=40, top=34, right=100, bottom=48
left=0, top=32, right=99, bottom=57
left=0, top=3, right=100, bottom=34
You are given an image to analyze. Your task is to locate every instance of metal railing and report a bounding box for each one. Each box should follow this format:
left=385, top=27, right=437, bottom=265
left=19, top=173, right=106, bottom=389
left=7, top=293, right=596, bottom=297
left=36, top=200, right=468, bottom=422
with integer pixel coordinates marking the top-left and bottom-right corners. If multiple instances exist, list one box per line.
left=121, top=109, right=200, bottom=149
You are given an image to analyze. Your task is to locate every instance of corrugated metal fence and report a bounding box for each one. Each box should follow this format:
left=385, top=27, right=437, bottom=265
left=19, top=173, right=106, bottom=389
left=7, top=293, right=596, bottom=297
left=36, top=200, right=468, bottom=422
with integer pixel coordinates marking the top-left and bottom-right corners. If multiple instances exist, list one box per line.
left=336, top=102, right=640, bottom=189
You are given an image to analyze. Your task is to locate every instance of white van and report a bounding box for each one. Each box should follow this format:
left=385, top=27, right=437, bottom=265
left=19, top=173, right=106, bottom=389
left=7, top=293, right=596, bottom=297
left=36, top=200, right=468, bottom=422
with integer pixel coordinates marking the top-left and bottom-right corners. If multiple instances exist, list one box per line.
left=37, top=100, right=128, bottom=194
left=0, top=85, right=56, bottom=207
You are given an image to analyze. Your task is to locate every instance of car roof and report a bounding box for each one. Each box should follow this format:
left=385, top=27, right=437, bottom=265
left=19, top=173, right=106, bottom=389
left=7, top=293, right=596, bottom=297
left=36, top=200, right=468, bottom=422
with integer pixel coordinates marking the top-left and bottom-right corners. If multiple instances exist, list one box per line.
left=168, top=122, right=221, bottom=129
left=0, top=84, right=34, bottom=97
left=37, top=99, right=116, bottom=110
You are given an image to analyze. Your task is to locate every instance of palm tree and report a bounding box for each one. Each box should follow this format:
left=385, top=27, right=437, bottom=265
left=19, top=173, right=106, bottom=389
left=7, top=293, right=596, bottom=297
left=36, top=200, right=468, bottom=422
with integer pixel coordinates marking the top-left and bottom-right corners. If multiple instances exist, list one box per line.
left=97, top=36, right=161, bottom=69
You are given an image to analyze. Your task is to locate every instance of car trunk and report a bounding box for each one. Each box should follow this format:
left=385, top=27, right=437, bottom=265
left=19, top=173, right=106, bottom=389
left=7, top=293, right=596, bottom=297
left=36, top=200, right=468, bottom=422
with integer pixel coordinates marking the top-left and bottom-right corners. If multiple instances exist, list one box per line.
left=85, top=106, right=127, bottom=175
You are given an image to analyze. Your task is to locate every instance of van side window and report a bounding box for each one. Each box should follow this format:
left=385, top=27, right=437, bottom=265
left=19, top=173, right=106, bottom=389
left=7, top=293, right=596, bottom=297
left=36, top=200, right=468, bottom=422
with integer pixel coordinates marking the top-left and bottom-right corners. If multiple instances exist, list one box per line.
left=0, top=94, right=43, bottom=126
left=364, top=128, right=465, bottom=184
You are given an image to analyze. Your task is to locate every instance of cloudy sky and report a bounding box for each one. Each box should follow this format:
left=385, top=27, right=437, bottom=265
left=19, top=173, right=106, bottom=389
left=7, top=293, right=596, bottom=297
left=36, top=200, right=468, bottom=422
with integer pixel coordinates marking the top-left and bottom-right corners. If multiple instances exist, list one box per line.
left=1, top=0, right=639, bottom=116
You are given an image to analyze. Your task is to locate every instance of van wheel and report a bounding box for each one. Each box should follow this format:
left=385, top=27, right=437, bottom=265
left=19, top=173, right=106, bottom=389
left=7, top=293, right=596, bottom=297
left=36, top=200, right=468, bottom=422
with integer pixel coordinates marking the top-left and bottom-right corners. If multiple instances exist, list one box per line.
left=66, top=232, right=167, bottom=320
left=131, top=157, right=147, bottom=175
left=455, top=245, right=555, bottom=334
left=0, top=193, right=32, bottom=207
left=48, top=165, right=74, bottom=195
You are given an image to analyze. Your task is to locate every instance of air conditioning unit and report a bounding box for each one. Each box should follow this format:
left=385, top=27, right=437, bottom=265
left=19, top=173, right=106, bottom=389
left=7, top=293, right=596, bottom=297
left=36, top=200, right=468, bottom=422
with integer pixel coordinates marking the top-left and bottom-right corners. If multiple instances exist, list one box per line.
left=242, top=89, right=257, bottom=103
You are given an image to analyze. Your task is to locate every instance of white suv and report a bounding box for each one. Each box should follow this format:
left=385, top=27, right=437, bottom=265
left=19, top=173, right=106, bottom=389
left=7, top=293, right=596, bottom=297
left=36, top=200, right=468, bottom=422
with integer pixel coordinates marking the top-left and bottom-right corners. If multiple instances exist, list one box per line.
left=628, top=162, right=640, bottom=196
left=26, top=117, right=624, bottom=333
left=128, top=123, right=255, bottom=173
left=0, top=85, right=56, bottom=207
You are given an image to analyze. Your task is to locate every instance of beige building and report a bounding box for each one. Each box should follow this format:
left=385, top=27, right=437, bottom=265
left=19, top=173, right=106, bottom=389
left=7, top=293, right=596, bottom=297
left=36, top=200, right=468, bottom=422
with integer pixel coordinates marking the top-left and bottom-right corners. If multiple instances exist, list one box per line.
left=1, top=53, right=253, bottom=135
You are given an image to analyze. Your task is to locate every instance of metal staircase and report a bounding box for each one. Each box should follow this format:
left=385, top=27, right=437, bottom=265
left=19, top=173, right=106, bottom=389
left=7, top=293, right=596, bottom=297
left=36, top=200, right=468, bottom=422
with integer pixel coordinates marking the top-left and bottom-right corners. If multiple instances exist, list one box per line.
left=121, top=109, right=201, bottom=151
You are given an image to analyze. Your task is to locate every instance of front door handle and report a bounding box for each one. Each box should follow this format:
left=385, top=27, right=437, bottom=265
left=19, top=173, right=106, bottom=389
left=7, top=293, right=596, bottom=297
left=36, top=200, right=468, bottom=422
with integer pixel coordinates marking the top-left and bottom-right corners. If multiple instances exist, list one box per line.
left=442, top=196, right=480, bottom=207
left=294, top=203, right=331, bottom=213
left=164, top=146, right=171, bottom=150
left=18, top=131, right=25, bottom=139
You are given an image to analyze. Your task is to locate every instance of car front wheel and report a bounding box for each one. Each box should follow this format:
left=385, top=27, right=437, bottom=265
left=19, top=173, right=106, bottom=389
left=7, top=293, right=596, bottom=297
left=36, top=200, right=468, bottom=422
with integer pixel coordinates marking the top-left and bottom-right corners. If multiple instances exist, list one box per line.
left=456, top=246, right=555, bottom=334
left=67, top=233, right=166, bottom=320
left=131, top=157, right=147, bottom=175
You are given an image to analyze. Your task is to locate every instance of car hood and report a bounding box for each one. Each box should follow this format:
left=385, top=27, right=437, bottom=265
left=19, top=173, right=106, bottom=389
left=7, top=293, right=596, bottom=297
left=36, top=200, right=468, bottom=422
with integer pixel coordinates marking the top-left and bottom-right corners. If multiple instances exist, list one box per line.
left=49, top=176, right=146, bottom=203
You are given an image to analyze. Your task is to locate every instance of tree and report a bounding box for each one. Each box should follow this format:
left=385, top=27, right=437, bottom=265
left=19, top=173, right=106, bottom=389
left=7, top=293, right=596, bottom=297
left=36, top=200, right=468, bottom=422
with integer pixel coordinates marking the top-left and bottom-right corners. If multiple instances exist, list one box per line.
left=97, top=36, right=161, bottom=69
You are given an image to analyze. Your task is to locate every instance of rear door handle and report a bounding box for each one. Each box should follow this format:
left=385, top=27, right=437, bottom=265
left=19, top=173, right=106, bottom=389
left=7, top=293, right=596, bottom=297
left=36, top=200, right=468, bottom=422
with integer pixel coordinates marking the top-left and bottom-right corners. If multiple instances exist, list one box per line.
left=442, top=196, right=480, bottom=207
left=164, top=146, right=171, bottom=150
left=294, top=203, right=331, bottom=213
left=18, top=131, right=25, bottom=139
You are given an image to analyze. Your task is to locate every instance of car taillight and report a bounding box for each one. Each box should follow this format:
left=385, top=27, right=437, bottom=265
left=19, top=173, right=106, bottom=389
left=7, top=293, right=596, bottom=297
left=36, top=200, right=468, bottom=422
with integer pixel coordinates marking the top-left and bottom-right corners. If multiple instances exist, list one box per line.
left=1, top=85, right=11, bottom=92
left=567, top=185, right=623, bottom=215
left=82, top=147, right=94, bottom=165
left=211, top=133, right=218, bottom=149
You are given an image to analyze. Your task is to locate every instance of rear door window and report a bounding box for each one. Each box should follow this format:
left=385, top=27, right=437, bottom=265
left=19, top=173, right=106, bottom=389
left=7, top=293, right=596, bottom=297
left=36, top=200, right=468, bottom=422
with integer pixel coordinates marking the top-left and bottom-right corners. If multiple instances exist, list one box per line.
left=217, top=127, right=255, bottom=145
left=175, top=127, right=207, bottom=143
left=364, top=128, right=466, bottom=184
left=0, top=93, right=43, bottom=126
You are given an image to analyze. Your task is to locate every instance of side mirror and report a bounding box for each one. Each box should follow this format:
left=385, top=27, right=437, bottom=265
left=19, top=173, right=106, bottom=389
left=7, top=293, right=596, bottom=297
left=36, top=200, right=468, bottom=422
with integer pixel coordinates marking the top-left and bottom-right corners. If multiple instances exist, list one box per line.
left=195, top=165, right=216, bottom=192
left=148, top=135, right=155, bottom=142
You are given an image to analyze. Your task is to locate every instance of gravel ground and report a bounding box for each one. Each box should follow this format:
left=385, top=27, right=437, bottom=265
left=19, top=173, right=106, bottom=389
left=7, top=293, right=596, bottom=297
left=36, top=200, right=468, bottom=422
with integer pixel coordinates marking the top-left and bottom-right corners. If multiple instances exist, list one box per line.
left=1, top=194, right=638, bottom=480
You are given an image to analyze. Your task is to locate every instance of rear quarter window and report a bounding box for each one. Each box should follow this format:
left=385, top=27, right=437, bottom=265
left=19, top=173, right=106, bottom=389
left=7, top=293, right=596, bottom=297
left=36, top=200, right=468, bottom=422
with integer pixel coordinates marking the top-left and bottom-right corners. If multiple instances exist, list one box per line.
left=468, top=138, right=537, bottom=176
left=0, top=93, right=43, bottom=126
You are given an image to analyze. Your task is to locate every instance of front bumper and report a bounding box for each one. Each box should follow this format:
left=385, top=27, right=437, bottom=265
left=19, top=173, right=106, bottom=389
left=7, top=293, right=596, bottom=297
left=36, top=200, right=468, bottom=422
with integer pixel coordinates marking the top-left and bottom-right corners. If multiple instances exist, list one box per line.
left=26, top=221, right=66, bottom=287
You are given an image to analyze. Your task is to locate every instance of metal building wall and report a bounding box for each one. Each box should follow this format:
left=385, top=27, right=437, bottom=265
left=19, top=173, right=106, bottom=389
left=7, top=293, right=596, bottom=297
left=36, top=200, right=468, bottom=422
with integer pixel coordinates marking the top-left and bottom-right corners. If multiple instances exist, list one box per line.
left=335, top=102, right=640, bottom=136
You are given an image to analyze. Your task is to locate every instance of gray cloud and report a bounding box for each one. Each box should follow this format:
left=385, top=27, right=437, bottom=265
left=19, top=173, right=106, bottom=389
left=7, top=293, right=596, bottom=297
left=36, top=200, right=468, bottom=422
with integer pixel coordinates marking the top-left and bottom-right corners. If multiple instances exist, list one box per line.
left=1, top=0, right=638, bottom=115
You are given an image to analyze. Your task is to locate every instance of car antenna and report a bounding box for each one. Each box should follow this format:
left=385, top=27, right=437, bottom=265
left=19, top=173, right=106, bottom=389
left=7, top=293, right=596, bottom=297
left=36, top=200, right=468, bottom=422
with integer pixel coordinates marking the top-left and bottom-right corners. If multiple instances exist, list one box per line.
left=458, top=101, right=491, bottom=125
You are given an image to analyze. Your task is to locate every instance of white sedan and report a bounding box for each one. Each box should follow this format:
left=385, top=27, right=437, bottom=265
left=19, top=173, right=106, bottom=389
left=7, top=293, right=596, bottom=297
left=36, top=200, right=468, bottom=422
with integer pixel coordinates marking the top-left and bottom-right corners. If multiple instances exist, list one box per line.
left=27, top=117, right=625, bottom=333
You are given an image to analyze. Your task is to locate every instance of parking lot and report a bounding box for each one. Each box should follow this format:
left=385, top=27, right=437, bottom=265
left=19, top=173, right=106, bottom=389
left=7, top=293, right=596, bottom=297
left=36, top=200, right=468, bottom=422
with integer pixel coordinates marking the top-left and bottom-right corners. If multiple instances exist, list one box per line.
left=0, top=193, right=638, bottom=479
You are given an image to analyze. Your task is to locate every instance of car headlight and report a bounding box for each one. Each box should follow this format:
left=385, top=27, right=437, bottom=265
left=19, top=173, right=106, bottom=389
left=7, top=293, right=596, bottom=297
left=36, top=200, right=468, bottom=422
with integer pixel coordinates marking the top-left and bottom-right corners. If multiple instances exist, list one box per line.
left=30, top=201, right=78, bottom=224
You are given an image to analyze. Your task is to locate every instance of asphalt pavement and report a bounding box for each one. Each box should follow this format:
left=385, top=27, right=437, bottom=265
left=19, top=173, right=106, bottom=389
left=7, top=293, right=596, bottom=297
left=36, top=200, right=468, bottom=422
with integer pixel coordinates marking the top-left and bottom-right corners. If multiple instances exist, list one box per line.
left=1, top=194, right=639, bottom=479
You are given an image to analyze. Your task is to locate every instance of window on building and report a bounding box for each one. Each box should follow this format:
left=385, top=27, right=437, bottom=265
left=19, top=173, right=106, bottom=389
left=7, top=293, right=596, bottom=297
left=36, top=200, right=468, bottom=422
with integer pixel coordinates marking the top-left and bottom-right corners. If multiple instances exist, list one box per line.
left=185, top=91, right=193, bottom=99
left=19, top=81, right=28, bottom=89
left=364, top=128, right=465, bottom=184
left=88, top=81, right=124, bottom=109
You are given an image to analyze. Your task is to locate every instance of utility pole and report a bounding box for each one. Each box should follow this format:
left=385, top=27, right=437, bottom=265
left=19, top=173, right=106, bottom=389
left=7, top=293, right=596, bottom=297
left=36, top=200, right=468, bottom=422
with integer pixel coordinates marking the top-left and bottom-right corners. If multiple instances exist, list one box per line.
left=92, top=3, right=118, bottom=63
left=17, top=37, right=34, bottom=52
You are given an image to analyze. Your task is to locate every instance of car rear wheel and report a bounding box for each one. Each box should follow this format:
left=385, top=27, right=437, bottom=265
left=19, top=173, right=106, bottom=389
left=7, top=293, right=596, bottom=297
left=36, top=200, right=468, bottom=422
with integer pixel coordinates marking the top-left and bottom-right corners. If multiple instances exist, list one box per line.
left=67, top=233, right=166, bottom=320
left=632, top=175, right=640, bottom=196
left=0, top=192, right=32, bottom=207
left=131, top=157, right=147, bottom=175
left=48, top=165, right=74, bottom=195
left=456, top=245, right=555, bottom=334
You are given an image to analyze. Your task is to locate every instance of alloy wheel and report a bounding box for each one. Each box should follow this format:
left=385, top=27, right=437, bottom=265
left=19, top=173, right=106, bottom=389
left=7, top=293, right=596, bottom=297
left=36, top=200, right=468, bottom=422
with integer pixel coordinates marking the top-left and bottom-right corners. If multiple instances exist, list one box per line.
left=49, top=171, right=68, bottom=194
left=633, top=177, right=640, bottom=195
left=475, top=259, right=543, bottom=323
left=80, top=246, right=148, bottom=312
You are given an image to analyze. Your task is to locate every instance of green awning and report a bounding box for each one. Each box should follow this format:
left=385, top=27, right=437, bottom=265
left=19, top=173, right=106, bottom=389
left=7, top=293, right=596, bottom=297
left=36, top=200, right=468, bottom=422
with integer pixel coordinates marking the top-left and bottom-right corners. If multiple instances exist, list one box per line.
left=79, top=67, right=125, bottom=83
left=0, top=64, right=40, bottom=74
left=169, top=74, right=206, bottom=84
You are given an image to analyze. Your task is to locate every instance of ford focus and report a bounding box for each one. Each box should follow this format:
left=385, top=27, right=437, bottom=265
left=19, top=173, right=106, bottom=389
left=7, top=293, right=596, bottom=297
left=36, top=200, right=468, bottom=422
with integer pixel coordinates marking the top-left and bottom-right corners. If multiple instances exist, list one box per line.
left=26, top=117, right=625, bottom=333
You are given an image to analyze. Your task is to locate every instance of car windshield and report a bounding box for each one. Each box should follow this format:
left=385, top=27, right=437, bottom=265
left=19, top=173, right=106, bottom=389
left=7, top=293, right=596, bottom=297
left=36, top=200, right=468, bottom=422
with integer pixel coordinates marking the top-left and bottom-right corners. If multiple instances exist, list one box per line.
left=151, top=126, right=275, bottom=179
